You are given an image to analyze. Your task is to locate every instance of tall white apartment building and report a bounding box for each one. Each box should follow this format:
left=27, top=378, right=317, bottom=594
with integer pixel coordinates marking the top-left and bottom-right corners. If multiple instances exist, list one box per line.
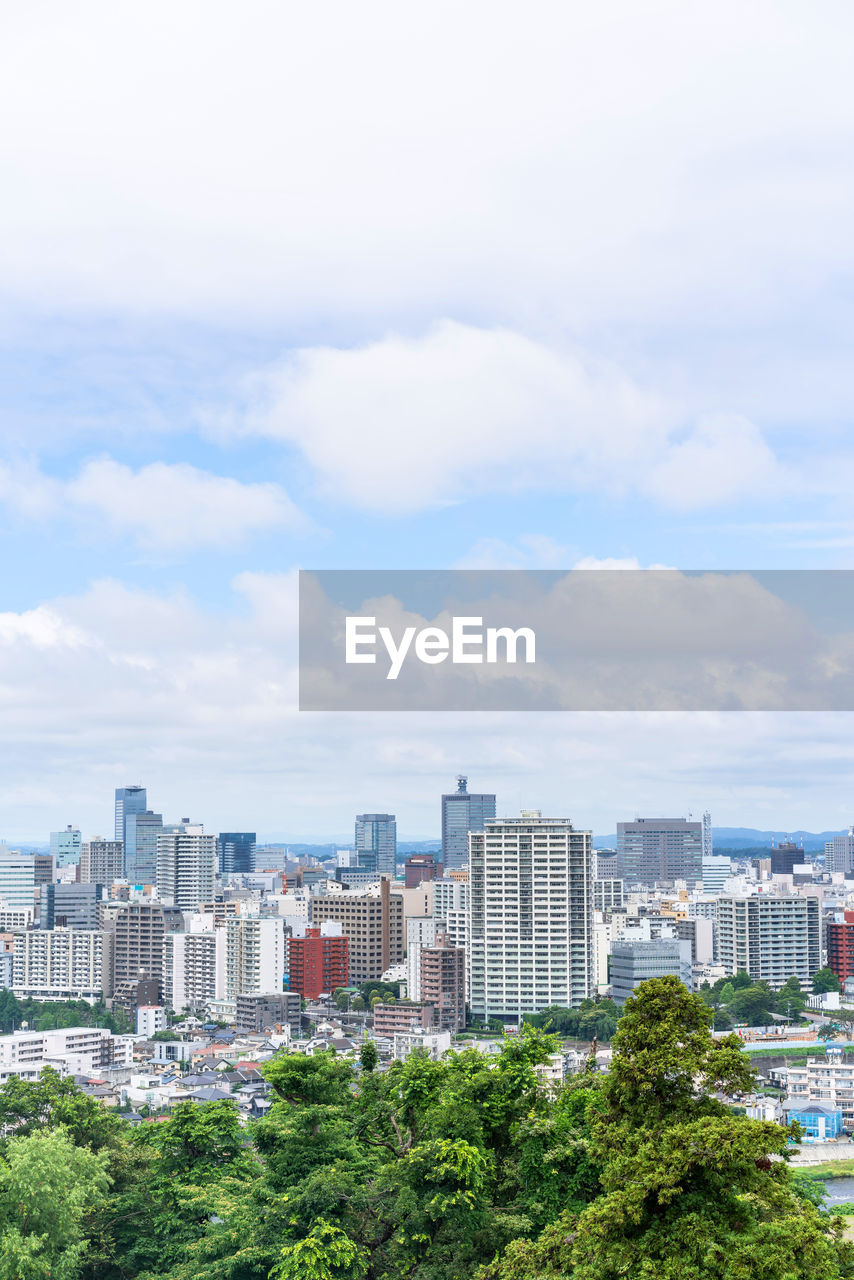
left=0, top=849, right=37, bottom=914
left=406, top=917, right=445, bottom=1000
left=163, top=924, right=227, bottom=1012
left=468, top=811, right=594, bottom=1020
left=433, top=877, right=468, bottom=951
left=717, top=894, right=821, bottom=988
left=0, top=1026, right=133, bottom=1080
left=225, top=916, right=285, bottom=1000
left=80, top=838, right=125, bottom=885
left=11, top=928, right=106, bottom=1001
left=156, top=826, right=217, bottom=911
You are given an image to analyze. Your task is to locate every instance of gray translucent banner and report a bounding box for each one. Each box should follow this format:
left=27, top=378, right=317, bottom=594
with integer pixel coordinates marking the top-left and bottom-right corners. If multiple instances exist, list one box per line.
left=298, top=569, right=854, bottom=711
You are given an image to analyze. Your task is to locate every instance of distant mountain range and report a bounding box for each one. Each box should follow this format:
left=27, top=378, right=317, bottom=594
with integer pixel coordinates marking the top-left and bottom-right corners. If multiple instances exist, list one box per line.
left=594, top=827, right=848, bottom=852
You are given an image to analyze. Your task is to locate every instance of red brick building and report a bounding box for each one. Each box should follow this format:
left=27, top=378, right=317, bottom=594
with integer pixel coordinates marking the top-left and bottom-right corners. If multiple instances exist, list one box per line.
left=420, top=933, right=466, bottom=1032
left=827, top=910, right=854, bottom=983
left=286, top=928, right=349, bottom=999
left=404, top=854, right=440, bottom=888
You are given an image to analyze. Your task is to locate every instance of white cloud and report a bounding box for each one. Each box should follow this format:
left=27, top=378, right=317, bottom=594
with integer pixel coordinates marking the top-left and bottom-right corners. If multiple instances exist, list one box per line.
left=238, top=321, right=784, bottom=513
left=0, top=457, right=306, bottom=551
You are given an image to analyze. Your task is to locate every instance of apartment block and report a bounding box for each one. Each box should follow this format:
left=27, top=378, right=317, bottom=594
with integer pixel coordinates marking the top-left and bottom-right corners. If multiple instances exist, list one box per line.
left=310, top=878, right=404, bottom=983
left=225, top=916, right=286, bottom=998
left=0, top=1026, right=134, bottom=1078
left=827, top=913, right=854, bottom=982
left=156, top=826, right=217, bottom=911
left=235, top=991, right=302, bottom=1033
left=372, top=1001, right=434, bottom=1037
left=468, top=811, right=594, bottom=1020
left=786, top=1053, right=854, bottom=1131
left=163, top=926, right=226, bottom=1012
left=420, top=931, right=465, bottom=1031
left=108, top=902, right=185, bottom=1002
left=80, top=839, right=124, bottom=885
left=11, top=928, right=106, bottom=1001
left=286, top=927, right=348, bottom=999
left=716, top=894, right=822, bottom=988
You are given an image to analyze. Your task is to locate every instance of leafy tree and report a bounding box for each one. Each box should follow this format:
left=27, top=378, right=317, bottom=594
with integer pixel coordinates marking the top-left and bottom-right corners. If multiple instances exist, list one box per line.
left=728, top=982, right=777, bottom=1026
left=0, top=1128, right=110, bottom=1280
left=0, top=1066, right=124, bottom=1153
left=271, top=1220, right=369, bottom=1280
left=814, top=967, right=843, bottom=995
left=480, top=977, right=854, bottom=1280
left=732, top=968, right=753, bottom=990
left=359, top=1040, right=378, bottom=1073
left=719, top=981, right=735, bottom=1005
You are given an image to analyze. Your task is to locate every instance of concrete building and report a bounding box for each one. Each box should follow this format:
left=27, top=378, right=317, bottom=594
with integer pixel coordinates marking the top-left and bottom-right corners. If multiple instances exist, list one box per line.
left=617, top=817, right=703, bottom=888
left=225, top=916, right=286, bottom=999
left=235, top=991, right=301, bottom=1033
left=80, top=839, right=124, bottom=885
left=467, top=811, right=594, bottom=1020
left=716, top=894, right=822, bottom=988
left=441, top=776, right=495, bottom=871
left=33, top=855, right=55, bottom=886
left=49, top=826, right=81, bottom=867
left=420, top=931, right=465, bottom=1031
left=432, top=878, right=468, bottom=951
left=354, top=814, right=397, bottom=876
left=404, top=854, right=440, bottom=888
left=39, top=882, right=105, bottom=930
left=826, top=829, right=854, bottom=876
left=392, top=1028, right=451, bottom=1061
left=115, top=787, right=164, bottom=884
left=11, top=928, right=106, bottom=1001
left=373, top=1001, right=434, bottom=1037
left=786, top=1052, right=854, bottom=1131
left=406, top=917, right=446, bottom=1001
left=609, top=928, right=693, bottom=1005
left=310, top=878, right=404, bottom=983
left=826, top=912, right=854, bottom=982
left=0, top=849, right=37, bottom=914
left=0, top=1026, right=133, bottom=1076
left=286, top=927, right=348, bottom=999
left=137, top=1005, right=167, bottom=1036
left=156, top=826, right=217, bottom=911
left=702, top=855, right=732, bottom=894
left=108, top=901, right=185, bottom=1003
left=218, top=832, right=256, bottom=877
left=770, top=842, right=801, bottom=876
left=163, top=925, right=226, bottom=1013
left=593, top=879, right=624, bottom=912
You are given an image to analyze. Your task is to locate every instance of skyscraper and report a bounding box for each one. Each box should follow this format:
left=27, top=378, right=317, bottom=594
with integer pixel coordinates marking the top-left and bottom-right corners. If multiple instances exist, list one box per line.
left=115, top=787, right=163, bottom=884
left=441, top=776, right=496, bottom=870
left=218, top=832, right=257, bottom=876
left=49, top=826, right=82, bottom=867
left=616, top=817, right=703, bottom=888
left=355, top=813, right=396, bottom=875
left=156, top=825, right=217, bottom=911
left=467, top=811, right=594, bottom=1019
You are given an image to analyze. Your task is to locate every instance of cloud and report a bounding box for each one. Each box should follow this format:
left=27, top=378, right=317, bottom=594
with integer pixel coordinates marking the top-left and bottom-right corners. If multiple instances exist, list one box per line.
left=0, top=457, right=306, bottom=552
left=236, top=321, right=785, bottom=513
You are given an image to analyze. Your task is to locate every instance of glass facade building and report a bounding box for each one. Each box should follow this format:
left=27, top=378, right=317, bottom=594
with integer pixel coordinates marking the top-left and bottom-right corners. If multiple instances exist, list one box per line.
left=354, top=813, right=396, bottom=875
left=218, top=832, right=257, bottom=876
left=115, top=787, right=162, bottom=886
left=441, top=776, right=496, bottom=870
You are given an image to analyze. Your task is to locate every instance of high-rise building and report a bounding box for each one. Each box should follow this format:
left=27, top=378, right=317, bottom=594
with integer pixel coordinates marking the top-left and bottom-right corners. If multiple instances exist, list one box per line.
left=420, top=929, right=465, bottom=1031
left=616, top=818, right=703, bottom=888
left=701, top=855, right=732, bottom=894
left=11, top=928, right=106, bottom=1001
left=825, top=912, right=854, bottom=983
left=355, top=814, right=397, bottom=875
left=441, top=776, right=496, bottom=871
left=107, top=901, right=184, bottom=1003
left=0, top=850, right=37, bottom=915
left=432, top=878, right=468, bottom=952
left=33, top=855, right=55, bottom=887
left=310, top=878, right=404, bottom=983
left=769, top=841, right=801, bottom=876
left=115, top=787, right=164, bottom=884
left=406, top=917, right=445, bottom=1001
left=286, top=927, right=349, bottom=999
left=826, top=829, right=854, bottom=876
left=717, top=895, right=821, bottom=988
left=702, top=811, right=713, bottom=859
left=49, top=826, right=81, bottom=867
left=218, top=832, right=257, bottom=877
left=225, top=916, right=286, bottom=999
left=593, top=879, right=624, bottom=912
left=39, top=883, right=105, bottom=930
left=163, top=925, right=226, bottom=1013
left=156, top=826, right=217, bottom=911
left=80, top=839, right=125, bottom=885
left=467, top=811, right=594, bottom=1020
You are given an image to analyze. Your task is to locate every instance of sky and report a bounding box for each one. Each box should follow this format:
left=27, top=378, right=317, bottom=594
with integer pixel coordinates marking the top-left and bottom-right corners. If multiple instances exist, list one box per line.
left=2, top=1, right=854, bottom=841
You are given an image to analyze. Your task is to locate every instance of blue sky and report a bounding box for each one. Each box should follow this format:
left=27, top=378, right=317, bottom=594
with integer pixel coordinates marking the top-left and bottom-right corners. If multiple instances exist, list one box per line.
left=2, top=2, right=854, bottom=842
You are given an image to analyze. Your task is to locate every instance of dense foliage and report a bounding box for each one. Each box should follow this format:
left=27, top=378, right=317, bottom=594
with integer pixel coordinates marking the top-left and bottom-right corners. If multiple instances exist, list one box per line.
left=0, top=980, right=850, bottom=1279
left=699, top=970, right=813, bottom=1028
left=0, top=987, right=130, bottom=1035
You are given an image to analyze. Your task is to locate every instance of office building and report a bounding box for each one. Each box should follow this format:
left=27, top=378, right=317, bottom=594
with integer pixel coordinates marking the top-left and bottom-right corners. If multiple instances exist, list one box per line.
left=0, top=850, right=37, bottom=914
left=115, top=786, right=163, bottom=884
left=33, top=855, right=55, bottom=886
left=235, top=991, right=302, bottom=1033
left=355, top=814, right=397, bottom=876
left=593, top=879, right=624, bottom=912
left=406, top=917, right=445, bottom=1001
left=769, top=841, right=800, bottom=877
left=420, top=930, right=465, bottom=1031
left=156, top=826, right=217, bottom=911
left=702, top=855, right=732, bottom=894
left=109, top=901, right=185, bottom=1003
left=39, top=883, right=105, bottom=930
left=405, top=854, right=440, bottom=888
left=467, top=811, right=594, bottom=1020
left=717, top=895, right=821, bottom=988
left=49, top=826, right=81, bottom=867
left=310, top=878, right=404, bottom=983
left=441, top=776, right=496, bottom=871
left=616, top=817, right=703, bottom=888
left=286, top=927, right=349, bottom=999
left=218, top=832, right=256, bottom=877
left=80, top=839, right=124, bottom=885
left=11, top=928, right=106, bottom=1001
left=609, top=930, right=693, bottom=1005
left=826, top=830, right=854, bottom=876
left=225, top=916, right=286, bottom=999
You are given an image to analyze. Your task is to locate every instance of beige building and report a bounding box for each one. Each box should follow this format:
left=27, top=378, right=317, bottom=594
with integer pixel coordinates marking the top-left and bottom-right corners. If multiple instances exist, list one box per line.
left=310, top=877, right=404, bottom=982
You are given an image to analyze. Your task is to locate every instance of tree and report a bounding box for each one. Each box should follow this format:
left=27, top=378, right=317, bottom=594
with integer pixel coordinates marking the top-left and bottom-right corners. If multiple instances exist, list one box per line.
left=481, top=976, right=854, bottom=1280
left=359, top=1040, right=378, bottom=1073
left=719, top=981, right=736, bottom=1005
left=0, top=1128, right=110, bottom=1280
left=814, top=967, right=843, bottom=995
left=271, top=1220, right=369, bottom=1280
